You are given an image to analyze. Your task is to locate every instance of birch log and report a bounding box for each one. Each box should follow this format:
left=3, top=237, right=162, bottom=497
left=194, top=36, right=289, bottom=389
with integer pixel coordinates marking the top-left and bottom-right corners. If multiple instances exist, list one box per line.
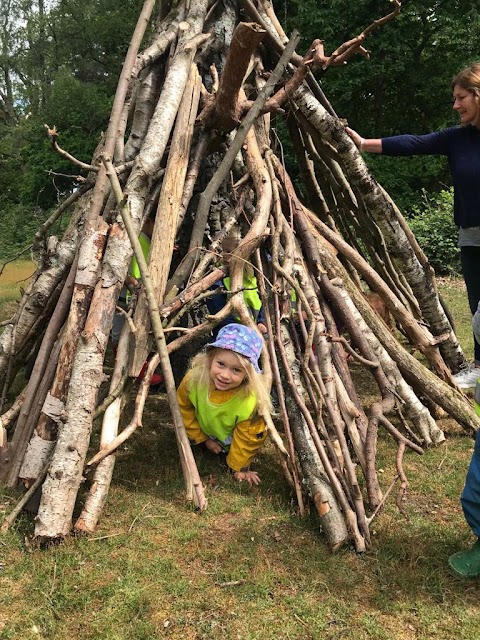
left=130, top=63, right=202, bottom=376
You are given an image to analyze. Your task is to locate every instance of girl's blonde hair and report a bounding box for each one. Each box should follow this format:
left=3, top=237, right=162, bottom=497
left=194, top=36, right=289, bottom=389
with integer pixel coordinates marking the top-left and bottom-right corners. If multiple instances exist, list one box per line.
left=186, top=347, right=272, bottom=414
left=452, top=62, right=480, bottom=96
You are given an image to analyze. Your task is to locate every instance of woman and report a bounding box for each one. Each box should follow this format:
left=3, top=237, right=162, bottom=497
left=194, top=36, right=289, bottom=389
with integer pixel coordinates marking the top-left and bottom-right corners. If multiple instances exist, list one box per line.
left=349, top=63, right=480, bottom=577
left=347, top=62, right=480, bottom=390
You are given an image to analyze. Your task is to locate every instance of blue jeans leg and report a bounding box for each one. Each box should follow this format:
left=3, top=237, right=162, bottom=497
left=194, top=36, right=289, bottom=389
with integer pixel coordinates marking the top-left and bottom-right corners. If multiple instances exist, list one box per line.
left=461, top=430, right=480, bottom=537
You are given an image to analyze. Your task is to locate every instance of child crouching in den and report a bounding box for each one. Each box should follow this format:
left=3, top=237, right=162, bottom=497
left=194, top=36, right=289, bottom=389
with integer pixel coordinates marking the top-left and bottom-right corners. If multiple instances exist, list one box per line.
left=177, top=323, right=271, bottom=485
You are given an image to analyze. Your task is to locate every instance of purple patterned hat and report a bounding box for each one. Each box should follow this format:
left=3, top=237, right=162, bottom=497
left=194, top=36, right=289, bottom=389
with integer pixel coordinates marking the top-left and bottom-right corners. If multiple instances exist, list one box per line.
left=207, top=323, right=263, bottom=372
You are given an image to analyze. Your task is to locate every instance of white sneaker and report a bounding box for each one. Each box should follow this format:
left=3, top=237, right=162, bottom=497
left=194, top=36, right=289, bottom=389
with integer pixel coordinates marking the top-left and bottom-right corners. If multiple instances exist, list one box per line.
left=453, top=366, right=480, bottom=389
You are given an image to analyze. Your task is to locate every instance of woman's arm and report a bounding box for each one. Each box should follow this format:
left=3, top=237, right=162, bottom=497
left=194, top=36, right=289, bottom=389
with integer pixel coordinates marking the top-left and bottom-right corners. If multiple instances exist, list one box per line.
left=348, top=126, right=452, bottom=157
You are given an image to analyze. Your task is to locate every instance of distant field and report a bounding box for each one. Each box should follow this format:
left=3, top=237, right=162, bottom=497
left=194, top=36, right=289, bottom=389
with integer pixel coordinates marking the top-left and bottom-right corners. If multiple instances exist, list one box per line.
left=0, top=259, right=36, bottom=285
left=0, top=260, right=36, bottom=321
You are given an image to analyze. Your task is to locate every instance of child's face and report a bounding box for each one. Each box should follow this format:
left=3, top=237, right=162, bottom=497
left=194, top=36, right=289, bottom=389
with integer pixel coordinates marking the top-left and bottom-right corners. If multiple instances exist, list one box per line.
left=210, top=348, right=247, bottom=391
left=142, top=216, right=155, bottom=239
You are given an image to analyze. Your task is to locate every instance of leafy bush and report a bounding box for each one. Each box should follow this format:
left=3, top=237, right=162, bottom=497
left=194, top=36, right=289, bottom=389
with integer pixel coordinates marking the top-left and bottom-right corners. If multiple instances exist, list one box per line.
left=407, top=188, right=460, bottom=275
left=368, top=155, right=451, bottom=214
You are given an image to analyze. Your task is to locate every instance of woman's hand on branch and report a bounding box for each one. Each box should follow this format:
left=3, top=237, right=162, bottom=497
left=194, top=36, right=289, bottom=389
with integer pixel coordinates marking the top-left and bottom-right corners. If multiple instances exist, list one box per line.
left=345, top=127, right=383, bottom=153
left=346, top=126, right=365, bottom=151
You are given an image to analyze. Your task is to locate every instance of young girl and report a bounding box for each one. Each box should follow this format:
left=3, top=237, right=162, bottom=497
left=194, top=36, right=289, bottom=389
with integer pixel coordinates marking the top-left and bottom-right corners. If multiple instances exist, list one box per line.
left=177, top=323, right=271, bottom=485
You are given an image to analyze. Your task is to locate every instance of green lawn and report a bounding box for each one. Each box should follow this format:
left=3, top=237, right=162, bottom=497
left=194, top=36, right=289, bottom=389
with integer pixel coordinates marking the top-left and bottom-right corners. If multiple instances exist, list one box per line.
left=1, top=268, right=479, bottom=640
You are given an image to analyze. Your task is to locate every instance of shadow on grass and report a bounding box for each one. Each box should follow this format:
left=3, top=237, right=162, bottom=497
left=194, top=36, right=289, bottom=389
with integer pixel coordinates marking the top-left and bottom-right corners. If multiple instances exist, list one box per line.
left=108, top=391, right=295, bottom=509
left=89, top=391, right=480, bottom=605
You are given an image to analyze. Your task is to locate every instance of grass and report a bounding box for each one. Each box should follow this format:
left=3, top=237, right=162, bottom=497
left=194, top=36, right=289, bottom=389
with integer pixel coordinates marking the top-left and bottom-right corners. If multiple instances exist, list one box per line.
left=1, top=265, right=480, bottom=639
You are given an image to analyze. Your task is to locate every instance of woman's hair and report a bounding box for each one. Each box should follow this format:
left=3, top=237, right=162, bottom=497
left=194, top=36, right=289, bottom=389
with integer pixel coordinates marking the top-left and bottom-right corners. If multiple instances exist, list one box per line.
left=186, top=347, right=272, bottom=414
left=452, top=62, right=480, bottom=95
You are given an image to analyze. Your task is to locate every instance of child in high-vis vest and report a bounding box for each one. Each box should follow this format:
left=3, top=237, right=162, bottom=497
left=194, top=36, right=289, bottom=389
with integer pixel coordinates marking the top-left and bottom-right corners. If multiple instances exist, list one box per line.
left=111, top=213, right=155, bottom=349
left=205, top=235, right=267, bottom=338
left=177, top=323, right=271, bottom=485
left=111, top=212, right=163, bottom=386
left=449, top=302, right=480, bottom=577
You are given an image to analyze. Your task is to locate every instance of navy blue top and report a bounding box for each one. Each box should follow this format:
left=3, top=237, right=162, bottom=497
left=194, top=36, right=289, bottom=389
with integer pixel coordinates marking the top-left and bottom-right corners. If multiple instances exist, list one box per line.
left=382, top=125, right=480, bottom=228
left=206, top=278, right=265, bottom=338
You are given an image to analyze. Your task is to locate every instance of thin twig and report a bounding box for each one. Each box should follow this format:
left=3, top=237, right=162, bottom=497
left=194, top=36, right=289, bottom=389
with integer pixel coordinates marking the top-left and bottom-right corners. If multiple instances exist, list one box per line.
left=128, top=504, right=150, bottom=533
left=366, top=475, right=400, bottom=525
left=87, top=533, right=124, bottom=542
left=92, top=374, right=131, bottom=421
left=44, top=125, right=98, bottom=172
left=219, top=579, right=245, bottom=588
left=327, top=334, right=379, bottom=367
left=437, top=442, right=449, bottom=471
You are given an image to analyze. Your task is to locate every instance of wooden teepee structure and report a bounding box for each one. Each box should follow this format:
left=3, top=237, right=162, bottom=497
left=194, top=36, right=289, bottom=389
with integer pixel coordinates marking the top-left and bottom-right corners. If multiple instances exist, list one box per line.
left=1, top=0, right=479, bottom=552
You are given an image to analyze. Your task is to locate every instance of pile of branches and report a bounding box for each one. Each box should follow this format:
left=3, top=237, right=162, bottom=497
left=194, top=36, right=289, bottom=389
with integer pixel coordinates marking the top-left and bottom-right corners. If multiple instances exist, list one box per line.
left=1, top=0, right=478, bottom=552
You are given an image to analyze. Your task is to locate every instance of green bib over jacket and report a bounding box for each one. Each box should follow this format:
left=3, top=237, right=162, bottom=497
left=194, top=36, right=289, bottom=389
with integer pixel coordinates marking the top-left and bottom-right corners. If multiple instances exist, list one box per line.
left=187, top=382, right=257, bottom=446
left=177, top=372, right=267, bottom=471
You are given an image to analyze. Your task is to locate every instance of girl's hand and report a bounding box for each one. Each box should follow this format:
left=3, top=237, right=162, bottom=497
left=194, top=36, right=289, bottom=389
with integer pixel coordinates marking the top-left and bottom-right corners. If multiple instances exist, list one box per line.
left=233, top=470, right=261, bottom=485
left=257, top=322, right=267, bottom=334
left=205, top=438, right=223, bottom=454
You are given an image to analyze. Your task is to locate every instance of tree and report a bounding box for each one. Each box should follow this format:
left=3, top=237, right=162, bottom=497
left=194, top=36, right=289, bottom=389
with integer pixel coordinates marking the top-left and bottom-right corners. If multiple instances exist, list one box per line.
left=0, top=0, right=146, bottom=259
left=1, top=0, right=479, bottom=553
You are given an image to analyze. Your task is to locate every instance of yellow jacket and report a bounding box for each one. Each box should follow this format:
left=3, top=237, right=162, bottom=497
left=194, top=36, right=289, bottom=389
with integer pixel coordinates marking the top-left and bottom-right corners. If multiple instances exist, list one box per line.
left=177, top=373, right=267, bottom=472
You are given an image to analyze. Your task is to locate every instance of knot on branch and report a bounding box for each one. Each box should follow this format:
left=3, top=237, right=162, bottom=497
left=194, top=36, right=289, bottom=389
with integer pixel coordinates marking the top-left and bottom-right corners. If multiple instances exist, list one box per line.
left=197, top=22, right=266, bottom=132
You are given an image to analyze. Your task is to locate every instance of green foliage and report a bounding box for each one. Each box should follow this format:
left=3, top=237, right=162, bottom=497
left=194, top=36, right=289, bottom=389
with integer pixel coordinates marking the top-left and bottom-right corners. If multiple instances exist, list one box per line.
left=18, top=69, right=112, bottom=209
left=407, top=188, right=460, bottom=275
left=0, top=0, right=146, bottom=259
left=0, top=112, right=92, bottom=259
left=368, top=155, right=451, bottom=213
left=0, top=204, right=40, bottom=259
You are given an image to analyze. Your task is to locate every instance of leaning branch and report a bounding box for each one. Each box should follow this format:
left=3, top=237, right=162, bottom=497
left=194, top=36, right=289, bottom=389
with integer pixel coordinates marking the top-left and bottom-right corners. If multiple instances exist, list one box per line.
left=44, top=125, right=98, bottom=172
left=197, top=22, right=266, bottom=131
left=102, top=156, right=207, bottom=512
left=170, top=29, right=300, bottom=289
